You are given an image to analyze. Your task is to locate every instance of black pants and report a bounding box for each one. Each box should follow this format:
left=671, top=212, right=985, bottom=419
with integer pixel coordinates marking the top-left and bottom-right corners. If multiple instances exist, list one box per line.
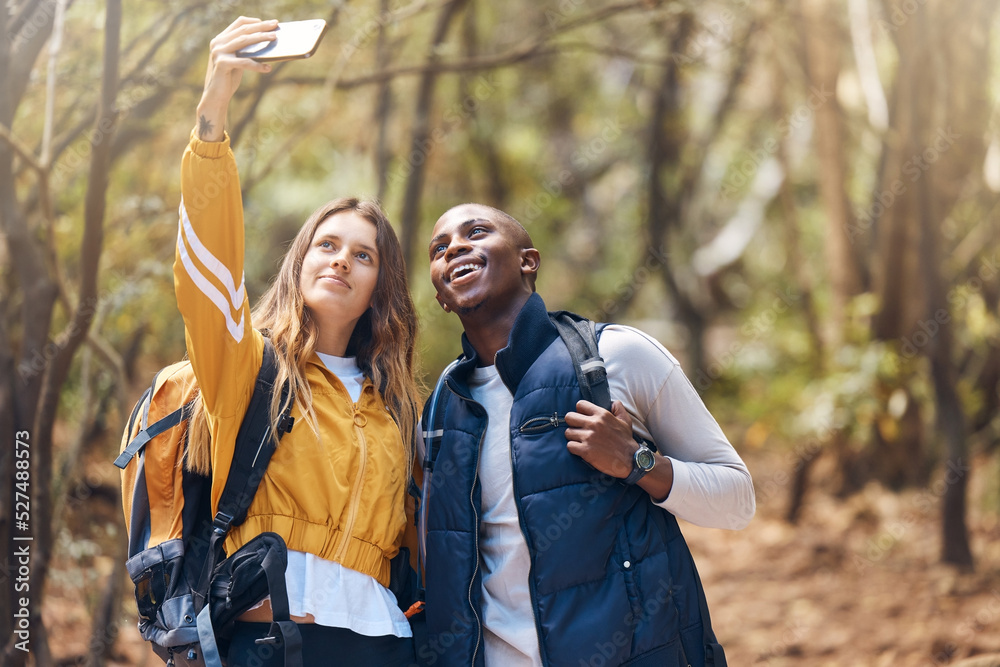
left=227, top=622, right=416, bottom=667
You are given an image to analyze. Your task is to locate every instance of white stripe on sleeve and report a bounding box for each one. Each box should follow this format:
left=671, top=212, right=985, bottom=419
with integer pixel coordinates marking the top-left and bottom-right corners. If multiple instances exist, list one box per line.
left=176, top=222, right=245, bottom=343
left=178, top=199, right=246, bottom=312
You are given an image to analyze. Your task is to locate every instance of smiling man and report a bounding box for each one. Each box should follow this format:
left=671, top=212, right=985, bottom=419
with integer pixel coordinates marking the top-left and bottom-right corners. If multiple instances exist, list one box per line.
left=419, top=203, right=755, bottom=667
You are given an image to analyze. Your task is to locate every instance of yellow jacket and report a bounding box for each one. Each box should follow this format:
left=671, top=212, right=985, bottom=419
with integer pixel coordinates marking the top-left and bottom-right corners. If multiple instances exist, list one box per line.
left=173, top=131, right=406, bottom=587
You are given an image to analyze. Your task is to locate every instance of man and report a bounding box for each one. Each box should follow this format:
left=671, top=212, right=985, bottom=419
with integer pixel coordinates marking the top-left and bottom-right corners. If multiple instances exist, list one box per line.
left=419, top=203, right=755, bottom=667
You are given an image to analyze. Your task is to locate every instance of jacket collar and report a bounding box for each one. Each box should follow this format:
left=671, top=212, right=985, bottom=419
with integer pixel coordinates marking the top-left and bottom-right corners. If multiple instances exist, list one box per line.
left=449, top=292, right=559, bottom=397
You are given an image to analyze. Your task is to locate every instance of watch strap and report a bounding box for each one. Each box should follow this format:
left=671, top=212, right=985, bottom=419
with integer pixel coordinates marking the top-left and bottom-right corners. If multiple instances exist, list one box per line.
left=623, top=444, right=653, bottom=485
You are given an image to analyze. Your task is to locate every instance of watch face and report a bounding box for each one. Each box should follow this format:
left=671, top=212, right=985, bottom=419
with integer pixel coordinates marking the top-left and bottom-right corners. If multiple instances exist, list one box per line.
left=635, top=448, right=655, bottom=471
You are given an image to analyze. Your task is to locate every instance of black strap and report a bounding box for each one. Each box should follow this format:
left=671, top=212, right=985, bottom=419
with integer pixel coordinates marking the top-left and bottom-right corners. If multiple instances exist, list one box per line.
left=554, top=312, right=719, bottom=655
left=256, top=547, right=303, bottom=665
left=212, top=340, right=294, bottom=533
left=114, top=399, right=196, bottom=469
left=549, top=311, right=612, bottom=410
left=115, top=370, right=165, bottom=469
left=193, top=339, right=294, bottom=611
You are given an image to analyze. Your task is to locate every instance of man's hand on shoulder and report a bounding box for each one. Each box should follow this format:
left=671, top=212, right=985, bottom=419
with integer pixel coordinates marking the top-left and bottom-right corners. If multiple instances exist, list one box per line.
left=564, top=399, right=674, bottom=503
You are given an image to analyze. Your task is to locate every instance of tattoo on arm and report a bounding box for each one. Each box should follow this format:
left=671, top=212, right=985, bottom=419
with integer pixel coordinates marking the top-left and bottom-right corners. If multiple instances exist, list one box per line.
left=198, top=115, right=215, bottom=140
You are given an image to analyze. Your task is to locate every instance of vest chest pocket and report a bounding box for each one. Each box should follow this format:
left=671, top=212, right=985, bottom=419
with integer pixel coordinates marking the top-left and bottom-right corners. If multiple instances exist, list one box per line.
left=518, top=412, right=565, bottom=434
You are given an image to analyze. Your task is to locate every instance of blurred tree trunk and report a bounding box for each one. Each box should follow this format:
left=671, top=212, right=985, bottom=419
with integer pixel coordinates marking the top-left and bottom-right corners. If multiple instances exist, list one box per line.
left=0, top=0, right=62, bottom=655
left=917, top=0, right=994, bottom=568
left=640, top=12, right=756, bottom=377
left=399, top=0, right=470, bottom=274
left=459, top=3, right=508, bottom=210
left=0, top=0, right=121, bottom=661
left=868, top=0, right=992, bottom=564
left=374, top=0, right=394, bottom=201
left=776, top=71, right=827, bottom=523
left=801, top=0, right=866, bottom=343
left=801, top=0, right=921, bottom=496
left=865, top=0, right=930, bottom=491
left=646, top=14, right=709, bottom=372
left=30, top=1, right=121, bottom=661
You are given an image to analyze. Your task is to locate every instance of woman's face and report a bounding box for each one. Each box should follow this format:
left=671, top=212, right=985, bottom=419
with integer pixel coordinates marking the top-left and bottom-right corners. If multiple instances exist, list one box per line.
left=299, top=211, right=380, bottom=331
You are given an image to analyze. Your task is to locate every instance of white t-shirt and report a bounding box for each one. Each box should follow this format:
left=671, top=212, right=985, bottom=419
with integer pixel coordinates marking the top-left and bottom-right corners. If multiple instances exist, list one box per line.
left=469, top=365, right=543, bottom=666
left=429, top=325, right=755, bottom=664
left=253, top=352, right=412, bottom=638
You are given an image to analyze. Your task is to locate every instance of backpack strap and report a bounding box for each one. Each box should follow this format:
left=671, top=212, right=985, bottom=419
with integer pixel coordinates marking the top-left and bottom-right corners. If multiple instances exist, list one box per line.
left=210, top=340, right=294, bottom=533
left=195, top=536, right=303, bottom=667
left=415, top=358, right=460, bottom=603
left=549, top=311, right=612, bottom=410
left=114, top=399, right=196, bottom=470
left=550, top=312, right=659, bottom=457
left=422, top=359, right=460, bottom=474
left=554, top=312, right=723, bottom=657
left=192, top=339, right=294, bottom=606
left=416, top=316, right=612, bottom=572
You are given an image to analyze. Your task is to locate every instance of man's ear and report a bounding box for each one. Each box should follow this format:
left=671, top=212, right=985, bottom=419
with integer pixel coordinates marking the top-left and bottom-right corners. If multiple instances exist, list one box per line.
left=520, top=248, right=540, bottom=277
left=435, top=293, right=452, bottom=313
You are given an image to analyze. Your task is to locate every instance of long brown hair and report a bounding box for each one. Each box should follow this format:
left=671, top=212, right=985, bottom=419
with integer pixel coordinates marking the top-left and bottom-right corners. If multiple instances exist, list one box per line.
left=186, top=198, right=419, bottom=476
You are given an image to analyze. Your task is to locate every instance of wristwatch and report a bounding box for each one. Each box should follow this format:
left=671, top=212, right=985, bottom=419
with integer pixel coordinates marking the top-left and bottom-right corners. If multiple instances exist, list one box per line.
left=623, top=442, right=655, bottom=485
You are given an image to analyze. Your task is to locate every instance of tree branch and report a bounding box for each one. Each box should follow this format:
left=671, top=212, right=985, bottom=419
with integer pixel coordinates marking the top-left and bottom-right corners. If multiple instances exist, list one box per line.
left=242, top=1, right=665, bottom=195
left=336, top=0, right=661, bottom=88
left=9, top=0, right=45, bottom=38
left=228, top=61, right=286, bottom=148
left=9, top=1, right=67, bottom=115
left=0, top=123, right=43, bottom=172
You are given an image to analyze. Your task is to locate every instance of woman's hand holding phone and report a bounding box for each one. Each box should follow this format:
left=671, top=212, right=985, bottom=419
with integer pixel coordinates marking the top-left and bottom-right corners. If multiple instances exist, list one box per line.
left=196, top=17, right=277, bottom=142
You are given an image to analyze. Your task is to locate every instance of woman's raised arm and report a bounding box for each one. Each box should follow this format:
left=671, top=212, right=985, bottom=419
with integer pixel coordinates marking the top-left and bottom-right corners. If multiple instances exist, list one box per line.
left=196, top=17, right=276, bottom=141
left=174, top=19, right=277, bottom=421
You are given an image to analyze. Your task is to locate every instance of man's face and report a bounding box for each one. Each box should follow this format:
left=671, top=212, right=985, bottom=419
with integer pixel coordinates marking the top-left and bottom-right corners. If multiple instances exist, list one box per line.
left=428, top=205, right=535, bottom=317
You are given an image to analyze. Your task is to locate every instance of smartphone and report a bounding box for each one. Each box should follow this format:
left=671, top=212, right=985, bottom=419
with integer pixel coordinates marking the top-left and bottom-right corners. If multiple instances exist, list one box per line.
left=236, top=19, right=328, bottom=63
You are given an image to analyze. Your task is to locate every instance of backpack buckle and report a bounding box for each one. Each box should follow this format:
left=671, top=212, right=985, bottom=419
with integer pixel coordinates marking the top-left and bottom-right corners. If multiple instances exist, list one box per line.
left=255, top=622, right=284, bottom=645
left=212, top=512, right=233, bottom=534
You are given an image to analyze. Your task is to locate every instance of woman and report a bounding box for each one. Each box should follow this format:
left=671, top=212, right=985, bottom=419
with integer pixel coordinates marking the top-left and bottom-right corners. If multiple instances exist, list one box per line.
left=176, top=17, right=419, bottom=666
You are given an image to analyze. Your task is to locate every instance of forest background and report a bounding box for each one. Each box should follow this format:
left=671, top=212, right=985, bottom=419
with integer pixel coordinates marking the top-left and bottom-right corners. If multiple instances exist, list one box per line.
left=2, top=0, right=1000, bottom=664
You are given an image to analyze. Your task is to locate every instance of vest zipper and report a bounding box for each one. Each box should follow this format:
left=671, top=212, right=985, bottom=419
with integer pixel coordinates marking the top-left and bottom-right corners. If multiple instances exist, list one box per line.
left=335, top=406, right=368, bottom=562
left=518, top=412, right=564, bottom=434
left=446, top=379, right=483, bottom=664
left=509, top=421, right=549, bottom=665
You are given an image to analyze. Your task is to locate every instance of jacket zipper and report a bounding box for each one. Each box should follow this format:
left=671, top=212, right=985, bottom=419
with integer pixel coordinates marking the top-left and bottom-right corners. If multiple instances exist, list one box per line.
left=334, top=405, right=368, bottom=562
left=446, top=379, right=483, bottom=665
left=509, top=421, right=549, bottom=665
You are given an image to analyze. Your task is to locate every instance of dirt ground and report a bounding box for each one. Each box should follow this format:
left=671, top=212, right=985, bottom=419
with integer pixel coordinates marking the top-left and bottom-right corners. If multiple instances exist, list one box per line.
left=685, top=450, right=1000, bottom=666
left=41, top=449, right=1000, bottom=666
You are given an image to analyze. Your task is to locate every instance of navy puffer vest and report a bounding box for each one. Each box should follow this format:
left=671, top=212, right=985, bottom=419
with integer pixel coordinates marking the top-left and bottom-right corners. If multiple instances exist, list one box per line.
left=421, top=294, right=725, bottom=667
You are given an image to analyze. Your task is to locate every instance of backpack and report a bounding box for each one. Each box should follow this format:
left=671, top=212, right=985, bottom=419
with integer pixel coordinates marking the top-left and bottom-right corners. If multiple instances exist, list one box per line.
left=116, top=340, right=301, bottom=667
left=417, top=311, right=728, bottom=666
